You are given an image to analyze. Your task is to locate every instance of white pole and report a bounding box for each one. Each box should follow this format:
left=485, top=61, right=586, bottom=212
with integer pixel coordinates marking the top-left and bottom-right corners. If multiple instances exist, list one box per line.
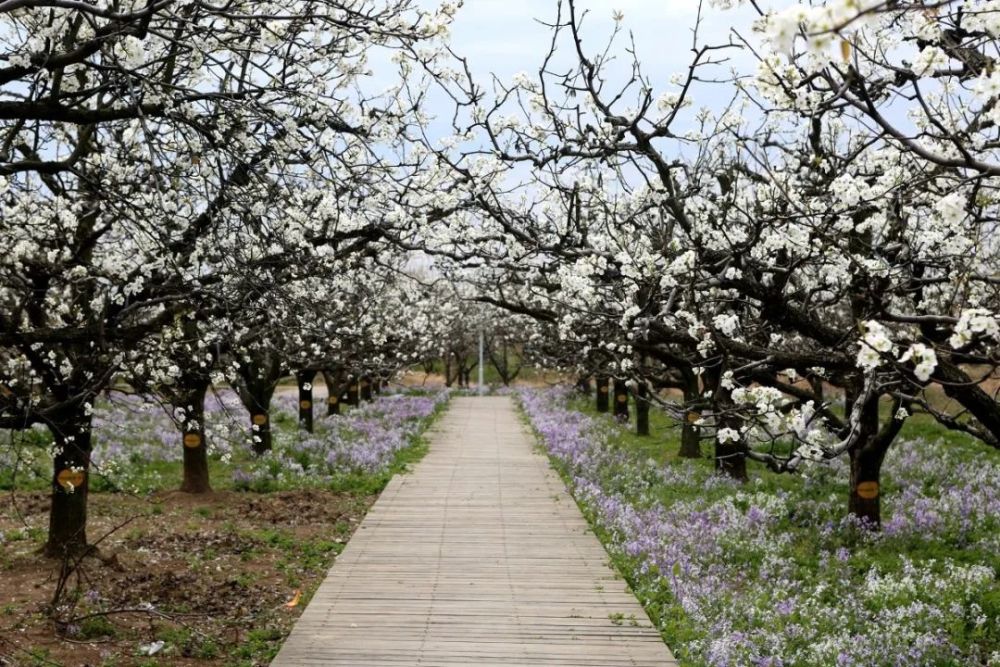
left=478, top=329, right=485, bottom=393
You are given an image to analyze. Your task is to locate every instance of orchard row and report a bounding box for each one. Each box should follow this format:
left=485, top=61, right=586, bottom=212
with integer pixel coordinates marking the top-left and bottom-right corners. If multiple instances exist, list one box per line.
left=3, top=1, right=1000, bottom=560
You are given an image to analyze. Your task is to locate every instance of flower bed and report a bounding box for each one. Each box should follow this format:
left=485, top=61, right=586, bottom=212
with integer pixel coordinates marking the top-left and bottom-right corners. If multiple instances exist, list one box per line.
left=2, top=388, right=448, bottom=494
left=232, top=391, right=449, bottom=491
left=519, top=387, right=1000, bottom=667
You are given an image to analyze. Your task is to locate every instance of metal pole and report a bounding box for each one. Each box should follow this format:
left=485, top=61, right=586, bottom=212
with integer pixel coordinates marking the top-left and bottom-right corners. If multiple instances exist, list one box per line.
left=478, top=329, right=485, bottom=393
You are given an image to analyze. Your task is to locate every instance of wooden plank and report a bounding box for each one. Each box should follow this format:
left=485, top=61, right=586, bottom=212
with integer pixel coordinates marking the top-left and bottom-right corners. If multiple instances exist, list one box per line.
left=271, top=396, right=677, bottom=666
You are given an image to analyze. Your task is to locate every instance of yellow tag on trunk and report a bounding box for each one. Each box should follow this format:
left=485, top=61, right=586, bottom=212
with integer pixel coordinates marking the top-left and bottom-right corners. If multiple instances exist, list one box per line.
left=57, top=469, right=86, bottom=489
left=183, top=433, right=202, bottom=448
left=857, top=481, right=879, bottom=499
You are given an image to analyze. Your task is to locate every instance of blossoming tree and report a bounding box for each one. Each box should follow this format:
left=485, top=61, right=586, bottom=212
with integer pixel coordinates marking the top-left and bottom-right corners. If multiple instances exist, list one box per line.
left=0, top=0, right=460, bottom=555
left=424, top=0, right=1000, bottom=525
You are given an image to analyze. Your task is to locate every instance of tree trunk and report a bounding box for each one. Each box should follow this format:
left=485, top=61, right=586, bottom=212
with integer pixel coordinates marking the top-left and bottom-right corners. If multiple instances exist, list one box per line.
left=243, top=383, right=276, bottom=455
left=296, top=370, right=317, bottom=433
left=45, top=409, right=94, bottom=558
left=713, top=390, right=748, bottom=478
left=500, top=342, right=510, bottom=386
left=596, top=376, right=610, bottom=413
left=345, top=378, right=359, bottom=407
left=322, top=369, right=343, bottom=416
left=177, top=381, right=212, bottom=494
left=251, top=408, right=272, bottom=454
left=576, top=375, right=592, bottom=396
left=487, top=339, right=514, bottom=386
left=845, top=392, right=899, bottom=527
left=613, top=378, right=629, bottom=422
left=848, top=445, right=884, bottom=526
left=809, top=375, right=824, bottom=402
left=679, top=377, right=702, bottom=458
left=715, top=425, right=748, bottom=480
left=705, top=365, right=747, bottom=481
left=360, top=375, right=373, bottom=402
left=635, top=380, right=650, bottom=436
left=234, top=354, right=282, bottom=455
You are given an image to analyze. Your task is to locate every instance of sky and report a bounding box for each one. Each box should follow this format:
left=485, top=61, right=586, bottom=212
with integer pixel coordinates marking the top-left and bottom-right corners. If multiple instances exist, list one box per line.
left=413, top=0, right=764, bottom=140
left=445, top=0, right=755, bottom=84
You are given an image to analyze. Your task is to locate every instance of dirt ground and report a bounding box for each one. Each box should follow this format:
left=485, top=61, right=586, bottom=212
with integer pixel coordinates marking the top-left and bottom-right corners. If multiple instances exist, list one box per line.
left=395, top=370, right=568, bottom=389
left=0, top=489, right=375, bottom=667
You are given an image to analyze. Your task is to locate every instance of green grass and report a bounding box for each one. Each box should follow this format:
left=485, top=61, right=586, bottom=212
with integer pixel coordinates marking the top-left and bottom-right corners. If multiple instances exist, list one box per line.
left=229, top=626, right=284, bottom=665
left=569, top=395, right=696, bottom=462
left=326, top=432, right=432, bottom=496
left=78, top=615, right=117, bottom=640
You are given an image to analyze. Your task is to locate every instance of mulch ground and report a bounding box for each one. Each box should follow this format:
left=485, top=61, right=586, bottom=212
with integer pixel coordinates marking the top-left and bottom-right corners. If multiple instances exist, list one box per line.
left=0, top=489, right=374, bottom=667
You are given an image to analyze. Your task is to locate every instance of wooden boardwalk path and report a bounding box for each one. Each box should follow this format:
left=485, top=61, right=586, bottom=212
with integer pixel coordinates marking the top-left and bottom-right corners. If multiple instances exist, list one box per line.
left=271, top=396, right=677, bottom=666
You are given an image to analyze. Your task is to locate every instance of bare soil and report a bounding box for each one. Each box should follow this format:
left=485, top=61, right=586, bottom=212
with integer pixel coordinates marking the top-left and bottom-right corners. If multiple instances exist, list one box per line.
left=396, top=370, right=568, bottom=389
left=0, top=489, right=375, bottom=667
